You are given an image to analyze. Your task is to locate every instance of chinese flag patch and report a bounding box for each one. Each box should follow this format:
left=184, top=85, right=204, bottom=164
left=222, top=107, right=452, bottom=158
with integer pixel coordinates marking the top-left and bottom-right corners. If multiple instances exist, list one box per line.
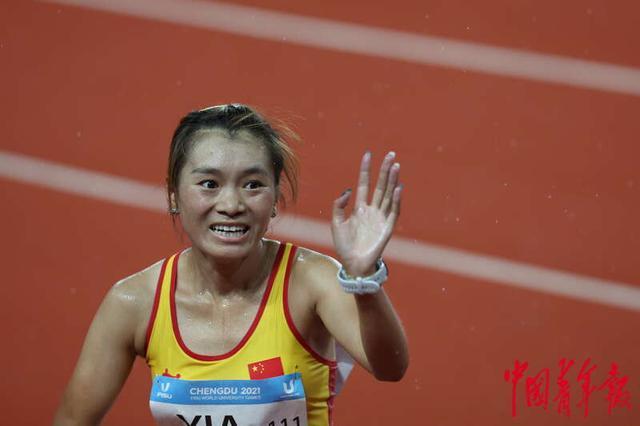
left=248, top=357, right=284, bottom=380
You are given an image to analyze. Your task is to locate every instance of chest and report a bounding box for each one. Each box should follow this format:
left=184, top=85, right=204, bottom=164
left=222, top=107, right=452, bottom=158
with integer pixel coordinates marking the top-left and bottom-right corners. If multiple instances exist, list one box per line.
left=174, top=292, right=264, bottom=356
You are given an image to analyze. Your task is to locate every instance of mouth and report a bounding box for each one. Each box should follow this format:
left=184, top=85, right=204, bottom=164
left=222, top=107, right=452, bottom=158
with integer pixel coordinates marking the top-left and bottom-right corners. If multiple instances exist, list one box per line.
left=209, top=224, right=250, bottom=239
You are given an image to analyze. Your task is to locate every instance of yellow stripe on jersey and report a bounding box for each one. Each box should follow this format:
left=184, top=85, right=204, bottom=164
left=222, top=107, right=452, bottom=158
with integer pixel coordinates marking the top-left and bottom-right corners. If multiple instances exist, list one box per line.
left=145, top=242, right=337, bottom=425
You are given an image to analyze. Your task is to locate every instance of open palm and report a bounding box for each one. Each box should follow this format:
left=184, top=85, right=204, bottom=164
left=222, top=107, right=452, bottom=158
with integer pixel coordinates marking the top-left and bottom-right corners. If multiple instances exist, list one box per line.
left=331, top=151, right=402, bottom=277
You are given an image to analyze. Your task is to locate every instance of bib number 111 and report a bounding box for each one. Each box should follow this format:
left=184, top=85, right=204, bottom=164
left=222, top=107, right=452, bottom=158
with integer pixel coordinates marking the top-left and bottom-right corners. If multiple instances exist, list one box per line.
left=268, top=417, right=300, bottom=426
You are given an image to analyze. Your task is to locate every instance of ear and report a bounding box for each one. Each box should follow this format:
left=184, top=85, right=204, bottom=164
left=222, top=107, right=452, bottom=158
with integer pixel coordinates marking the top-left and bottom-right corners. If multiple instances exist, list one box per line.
left=275, top=184, right=281, bottom=203
left=169, top=191, right=178, bottom=212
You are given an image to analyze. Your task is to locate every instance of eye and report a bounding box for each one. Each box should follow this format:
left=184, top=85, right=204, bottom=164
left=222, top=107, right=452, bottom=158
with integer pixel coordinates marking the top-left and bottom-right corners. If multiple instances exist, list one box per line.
left=199, top=180, right=218, bottom=189
left=244, top=180, right=264, bottom=190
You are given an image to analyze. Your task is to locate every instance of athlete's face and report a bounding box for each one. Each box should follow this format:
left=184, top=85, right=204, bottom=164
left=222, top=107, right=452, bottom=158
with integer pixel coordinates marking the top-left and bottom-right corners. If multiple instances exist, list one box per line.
left=172, top=129, right=277, bottom=259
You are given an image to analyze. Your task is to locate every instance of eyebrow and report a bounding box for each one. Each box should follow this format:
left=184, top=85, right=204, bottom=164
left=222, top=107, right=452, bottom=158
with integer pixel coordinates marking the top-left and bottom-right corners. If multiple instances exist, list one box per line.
left=191, top=166, right=270, bottom=176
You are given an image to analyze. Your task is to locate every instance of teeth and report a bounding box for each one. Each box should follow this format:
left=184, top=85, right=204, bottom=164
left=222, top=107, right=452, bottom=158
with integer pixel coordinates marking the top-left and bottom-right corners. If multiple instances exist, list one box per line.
left=210, top=225, right=248, bottom=238
left=212, top=225, right=247, bottom=232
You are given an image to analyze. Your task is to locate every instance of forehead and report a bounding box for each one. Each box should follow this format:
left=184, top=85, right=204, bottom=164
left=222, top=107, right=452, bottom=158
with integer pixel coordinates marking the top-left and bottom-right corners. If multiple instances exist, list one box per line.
left=185, top=129, right=272, bottom=170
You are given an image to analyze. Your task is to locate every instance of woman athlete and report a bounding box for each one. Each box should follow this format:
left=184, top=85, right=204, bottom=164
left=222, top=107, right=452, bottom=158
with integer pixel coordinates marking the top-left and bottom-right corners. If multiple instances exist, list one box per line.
left=54, top=104, right=408, bottom=426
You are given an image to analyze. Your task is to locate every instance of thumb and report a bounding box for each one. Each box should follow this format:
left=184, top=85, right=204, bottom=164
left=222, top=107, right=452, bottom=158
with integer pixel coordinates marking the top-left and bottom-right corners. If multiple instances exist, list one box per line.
left=332, top=188, right=352, bottom=224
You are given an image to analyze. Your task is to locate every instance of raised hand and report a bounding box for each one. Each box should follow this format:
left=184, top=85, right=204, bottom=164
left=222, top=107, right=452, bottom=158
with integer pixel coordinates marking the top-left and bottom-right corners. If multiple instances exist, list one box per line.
left=331, top=151, right=402, bottom=277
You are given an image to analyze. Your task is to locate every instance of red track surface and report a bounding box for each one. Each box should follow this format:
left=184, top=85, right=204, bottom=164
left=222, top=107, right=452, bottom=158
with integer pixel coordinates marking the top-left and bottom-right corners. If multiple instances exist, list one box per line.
left=2, top=1, right=639, bottom=424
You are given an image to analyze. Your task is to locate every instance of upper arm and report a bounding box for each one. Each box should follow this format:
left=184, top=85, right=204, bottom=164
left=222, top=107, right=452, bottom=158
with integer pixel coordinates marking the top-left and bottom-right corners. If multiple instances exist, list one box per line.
left=294, top=249, right=373, bottom=373
left=54, top=280, right=143, bottom=425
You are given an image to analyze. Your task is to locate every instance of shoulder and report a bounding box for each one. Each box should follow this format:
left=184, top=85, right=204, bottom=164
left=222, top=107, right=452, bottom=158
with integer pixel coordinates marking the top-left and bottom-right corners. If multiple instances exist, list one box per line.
left=101, top=259, right=166, bottom=334
left=292, top=246, right=339, bottom=273
left=108, top=258, right=165, bottom=310
left=290, top=246, right=341, bottom=297
left=100, top=258, right=169, bottom=354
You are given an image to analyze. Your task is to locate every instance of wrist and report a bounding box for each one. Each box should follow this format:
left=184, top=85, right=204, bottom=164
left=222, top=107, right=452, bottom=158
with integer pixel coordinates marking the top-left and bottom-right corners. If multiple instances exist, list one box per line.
left=337, top=259, right=388, bottom=294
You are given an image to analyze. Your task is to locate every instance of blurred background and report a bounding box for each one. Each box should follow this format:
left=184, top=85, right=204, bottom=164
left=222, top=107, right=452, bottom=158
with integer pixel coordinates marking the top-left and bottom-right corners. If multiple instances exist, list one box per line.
left=2, top=0, right=639, bottom=424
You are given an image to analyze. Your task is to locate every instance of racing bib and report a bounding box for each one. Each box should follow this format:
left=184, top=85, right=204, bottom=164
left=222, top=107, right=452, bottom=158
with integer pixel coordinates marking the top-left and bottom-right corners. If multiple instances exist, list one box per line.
left=149, top=373, right=308, bottom=426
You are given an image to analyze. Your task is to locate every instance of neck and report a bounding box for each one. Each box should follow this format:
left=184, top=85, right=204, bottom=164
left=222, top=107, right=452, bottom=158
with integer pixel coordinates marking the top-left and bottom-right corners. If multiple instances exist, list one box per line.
left=184, top=240, right=272, bottom=296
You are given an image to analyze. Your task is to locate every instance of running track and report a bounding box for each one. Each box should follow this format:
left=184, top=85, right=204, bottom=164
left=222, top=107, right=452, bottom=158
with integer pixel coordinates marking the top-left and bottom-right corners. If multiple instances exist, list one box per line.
left=2, top=1, right=639, bottom=424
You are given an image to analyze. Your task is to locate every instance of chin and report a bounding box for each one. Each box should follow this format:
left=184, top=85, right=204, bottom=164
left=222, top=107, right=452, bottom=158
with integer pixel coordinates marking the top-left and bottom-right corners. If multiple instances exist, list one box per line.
left=197, top=230, right=265, bottom=260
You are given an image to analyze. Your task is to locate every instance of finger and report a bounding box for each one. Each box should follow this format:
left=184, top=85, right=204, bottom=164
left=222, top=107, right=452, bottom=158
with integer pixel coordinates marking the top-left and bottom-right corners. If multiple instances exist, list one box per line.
left=355, top=151, right=371, bottom=206
left=372, top=151, right=396, bottom=207
left=332, top=188, right=352, bottom=225
left=386, top=184, right=403, bottom=226
left=380, top=162, right=400, bottom=215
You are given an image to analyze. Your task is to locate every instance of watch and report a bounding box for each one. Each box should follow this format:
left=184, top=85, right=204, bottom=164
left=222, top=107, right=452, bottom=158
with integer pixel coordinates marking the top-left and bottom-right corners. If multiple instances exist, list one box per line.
left=337, top=259, right=388, bottom=294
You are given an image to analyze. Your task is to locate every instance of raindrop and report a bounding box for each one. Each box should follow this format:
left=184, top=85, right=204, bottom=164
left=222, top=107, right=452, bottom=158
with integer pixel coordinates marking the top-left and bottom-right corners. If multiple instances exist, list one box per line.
left=76, top=131, right=82, bottom=138
left=546, top=194, right=552, bottom=199
left=455, top=217, right=460, bottom=223
left=495, top=219, right=499, bottom=224
left=69, top=287, right=77, bottom=295
left=436, top=145, right=443, bottom=152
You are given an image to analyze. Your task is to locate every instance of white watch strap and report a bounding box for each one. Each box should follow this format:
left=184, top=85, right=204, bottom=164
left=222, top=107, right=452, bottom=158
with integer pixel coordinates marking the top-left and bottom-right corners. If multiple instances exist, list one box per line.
left=337, top=259, right=388, bottom=294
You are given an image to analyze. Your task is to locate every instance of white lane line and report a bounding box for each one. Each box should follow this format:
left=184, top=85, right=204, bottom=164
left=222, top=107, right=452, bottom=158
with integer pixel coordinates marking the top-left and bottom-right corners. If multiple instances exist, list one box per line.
left=0, top=151, right=167, bottom=211
left=43, top=0, right=640, bottom=97
left=2, top=149, right=640, bottom=312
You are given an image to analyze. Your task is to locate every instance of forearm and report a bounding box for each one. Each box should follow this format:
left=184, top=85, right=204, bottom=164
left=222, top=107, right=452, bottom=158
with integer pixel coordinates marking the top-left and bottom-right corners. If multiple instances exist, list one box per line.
left=53, top=404, right=100, bottom=426
left=354, top=289, right=409, bottom=381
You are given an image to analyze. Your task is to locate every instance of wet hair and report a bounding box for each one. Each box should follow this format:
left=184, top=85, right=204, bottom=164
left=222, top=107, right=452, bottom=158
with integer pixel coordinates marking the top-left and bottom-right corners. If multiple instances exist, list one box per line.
left=167, top=103, right=299, bottom=214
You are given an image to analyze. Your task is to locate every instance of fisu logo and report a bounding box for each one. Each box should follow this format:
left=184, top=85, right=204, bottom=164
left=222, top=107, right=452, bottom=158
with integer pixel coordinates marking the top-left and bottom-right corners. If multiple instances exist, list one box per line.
left=282, top=379, right=295, bottom=394
left=160, top=382, right=171, bottom=392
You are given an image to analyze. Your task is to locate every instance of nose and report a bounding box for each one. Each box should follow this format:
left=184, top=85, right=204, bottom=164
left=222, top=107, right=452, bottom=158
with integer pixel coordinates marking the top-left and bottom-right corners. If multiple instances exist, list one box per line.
left=215, top=186, right=245, bottom=217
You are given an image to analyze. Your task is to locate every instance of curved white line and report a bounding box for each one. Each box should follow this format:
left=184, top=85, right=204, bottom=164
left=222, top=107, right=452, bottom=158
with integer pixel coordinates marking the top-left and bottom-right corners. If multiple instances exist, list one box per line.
left=42, top=0, right=640, bottom=96
left=2, top=150, right=640, bottom=312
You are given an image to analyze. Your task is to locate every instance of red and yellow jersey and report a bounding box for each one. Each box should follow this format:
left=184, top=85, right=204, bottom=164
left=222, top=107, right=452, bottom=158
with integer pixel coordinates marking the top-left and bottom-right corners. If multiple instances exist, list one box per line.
left=145, top=242, right=337, bottom=425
